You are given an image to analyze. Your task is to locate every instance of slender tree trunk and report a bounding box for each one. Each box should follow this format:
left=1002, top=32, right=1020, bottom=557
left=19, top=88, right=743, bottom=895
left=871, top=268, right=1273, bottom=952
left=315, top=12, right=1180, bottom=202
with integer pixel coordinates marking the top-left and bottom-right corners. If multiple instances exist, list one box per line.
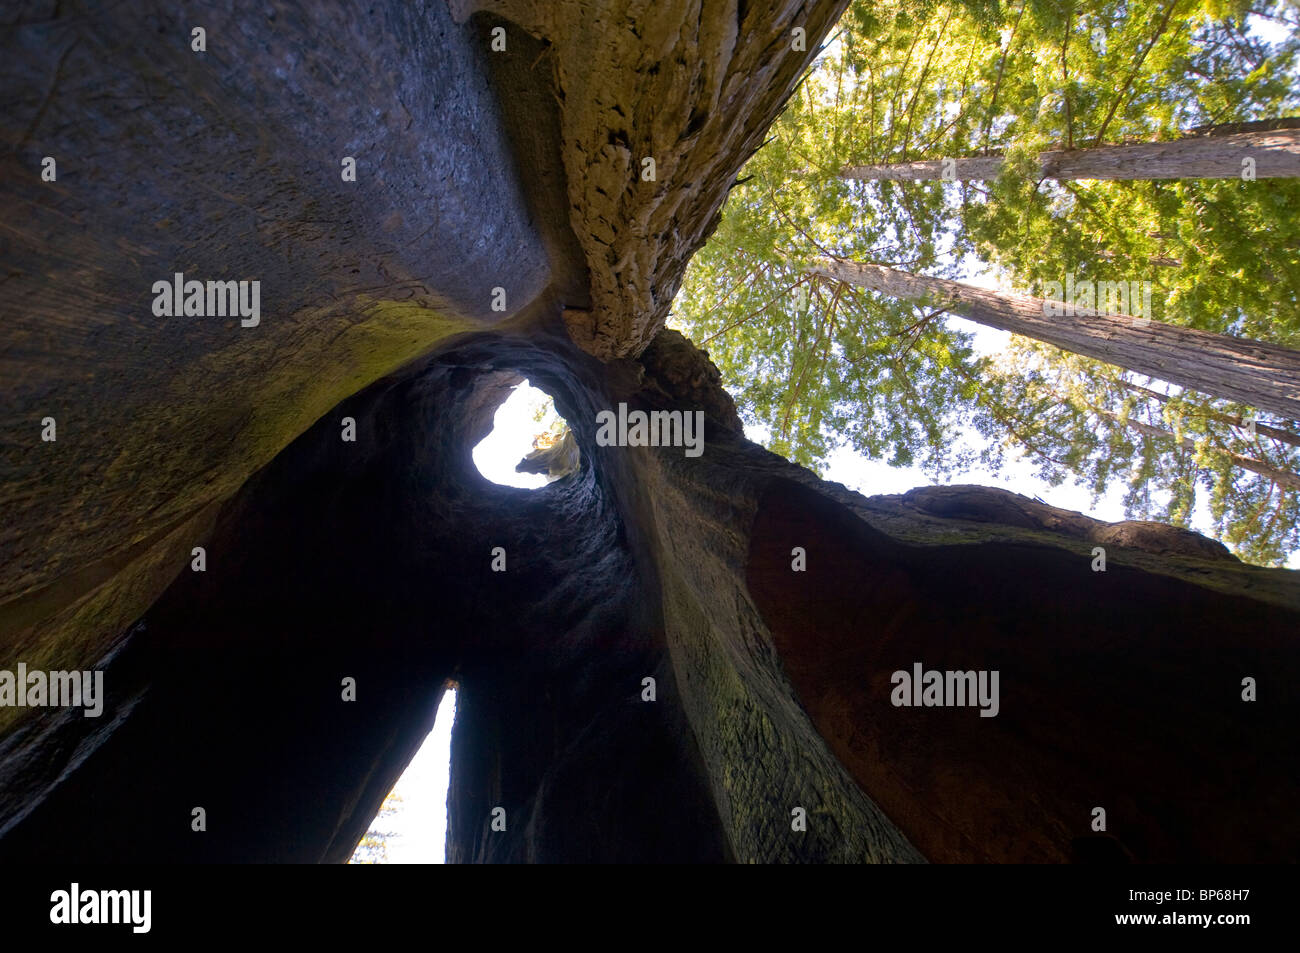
left=810, top=258, right=1300, bottom=419
left=1188, top=117, right=1300, bottom=136
left=1104, top=412, right=1300, bottom=492
left=1119, top=380, right=1300, bottom=448
left=840, top=127, right=1300, bottom=181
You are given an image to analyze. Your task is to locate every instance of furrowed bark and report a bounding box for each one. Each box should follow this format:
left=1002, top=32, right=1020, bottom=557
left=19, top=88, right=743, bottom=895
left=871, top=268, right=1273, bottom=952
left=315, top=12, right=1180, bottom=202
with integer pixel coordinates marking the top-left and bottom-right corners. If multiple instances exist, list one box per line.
left=811, top=258, right=1300, bottom=420
left=840, top=127, right=1300, bottom=181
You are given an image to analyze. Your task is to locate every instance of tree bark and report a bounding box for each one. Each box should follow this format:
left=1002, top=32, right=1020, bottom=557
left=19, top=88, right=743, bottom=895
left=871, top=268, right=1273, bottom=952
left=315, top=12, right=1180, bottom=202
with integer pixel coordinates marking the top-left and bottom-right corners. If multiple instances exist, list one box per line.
left=840, top=127, right=1300, bottom=181
left=810, top=258, right=1300, bottom=420
left=451, top=0, right=851, bottom=360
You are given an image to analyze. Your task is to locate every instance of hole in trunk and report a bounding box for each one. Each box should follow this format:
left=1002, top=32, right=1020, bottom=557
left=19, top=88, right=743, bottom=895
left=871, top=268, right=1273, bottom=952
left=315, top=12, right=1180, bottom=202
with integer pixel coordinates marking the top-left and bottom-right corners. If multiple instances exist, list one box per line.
left=472, top=379, right=578, bottom=488
left=348, top=686, right=458, bottom=864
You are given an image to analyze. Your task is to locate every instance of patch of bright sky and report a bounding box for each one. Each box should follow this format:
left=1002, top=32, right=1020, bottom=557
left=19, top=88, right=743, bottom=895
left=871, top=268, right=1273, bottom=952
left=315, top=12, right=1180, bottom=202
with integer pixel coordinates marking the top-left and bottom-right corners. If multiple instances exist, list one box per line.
left=1250, top=13, right=1293, bottom=47
left=472, top=381, right=562, bottom=489
left=352, top=689, right=457, bottom=864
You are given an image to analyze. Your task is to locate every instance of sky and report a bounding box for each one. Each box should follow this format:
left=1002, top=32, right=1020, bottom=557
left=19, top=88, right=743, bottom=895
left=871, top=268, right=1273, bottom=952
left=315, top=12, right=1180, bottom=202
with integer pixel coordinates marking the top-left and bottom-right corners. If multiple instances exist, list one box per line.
left=472, top=384, right=561, bottom=488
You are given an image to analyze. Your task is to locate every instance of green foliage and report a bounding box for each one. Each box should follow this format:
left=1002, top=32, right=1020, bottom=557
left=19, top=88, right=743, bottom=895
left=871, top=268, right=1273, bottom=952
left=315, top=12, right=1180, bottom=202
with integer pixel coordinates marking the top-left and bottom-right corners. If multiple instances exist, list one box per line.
left=528, top=393, right=569, bottom=450
left=673, top=0, right=1300, bottom=563
left=976, top=344, right=1300, bottom=565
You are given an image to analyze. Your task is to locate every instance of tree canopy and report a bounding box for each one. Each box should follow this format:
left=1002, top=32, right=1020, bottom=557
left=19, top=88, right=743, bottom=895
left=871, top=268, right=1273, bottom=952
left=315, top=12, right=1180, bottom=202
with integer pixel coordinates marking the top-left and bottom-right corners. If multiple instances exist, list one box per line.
left=672, top=0, right=1300, bottom=564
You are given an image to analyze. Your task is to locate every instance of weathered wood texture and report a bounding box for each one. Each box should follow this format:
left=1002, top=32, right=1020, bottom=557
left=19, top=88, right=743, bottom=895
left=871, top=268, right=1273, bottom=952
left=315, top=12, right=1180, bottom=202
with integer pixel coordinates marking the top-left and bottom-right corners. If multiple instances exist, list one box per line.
left=813, top=258, right=1300, bottom=420
left=452, top=0, right=851, bottom=359
left=0, top=2, right=548, bottom=664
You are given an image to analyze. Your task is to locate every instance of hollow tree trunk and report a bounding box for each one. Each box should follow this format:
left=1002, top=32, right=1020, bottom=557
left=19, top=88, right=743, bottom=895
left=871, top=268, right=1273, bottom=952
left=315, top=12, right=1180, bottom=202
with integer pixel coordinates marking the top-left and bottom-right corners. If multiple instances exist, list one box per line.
left=810, top=258, right=1300, bottom=420
left=2, top=0, right=1299, bottom=870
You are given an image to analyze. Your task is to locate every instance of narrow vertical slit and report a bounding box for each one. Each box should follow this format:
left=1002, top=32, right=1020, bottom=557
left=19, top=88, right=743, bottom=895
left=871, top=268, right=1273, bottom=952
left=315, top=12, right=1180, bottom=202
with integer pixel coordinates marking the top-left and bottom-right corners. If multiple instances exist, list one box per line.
left=349, top=686, right=458, bottom=864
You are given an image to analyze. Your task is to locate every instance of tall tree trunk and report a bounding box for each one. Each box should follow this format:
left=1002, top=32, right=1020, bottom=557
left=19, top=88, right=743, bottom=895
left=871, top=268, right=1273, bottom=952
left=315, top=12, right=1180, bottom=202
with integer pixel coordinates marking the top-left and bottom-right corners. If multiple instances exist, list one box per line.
left=1118, top=380, right=1300, bottom=448
left=1103, top=412, right=1300, bottom=492
left=840, top=127, right=1300, bottom=181
left=1188, top=117, right=1300, bottom=136
left=810, top=258, right=1300, bottom=419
